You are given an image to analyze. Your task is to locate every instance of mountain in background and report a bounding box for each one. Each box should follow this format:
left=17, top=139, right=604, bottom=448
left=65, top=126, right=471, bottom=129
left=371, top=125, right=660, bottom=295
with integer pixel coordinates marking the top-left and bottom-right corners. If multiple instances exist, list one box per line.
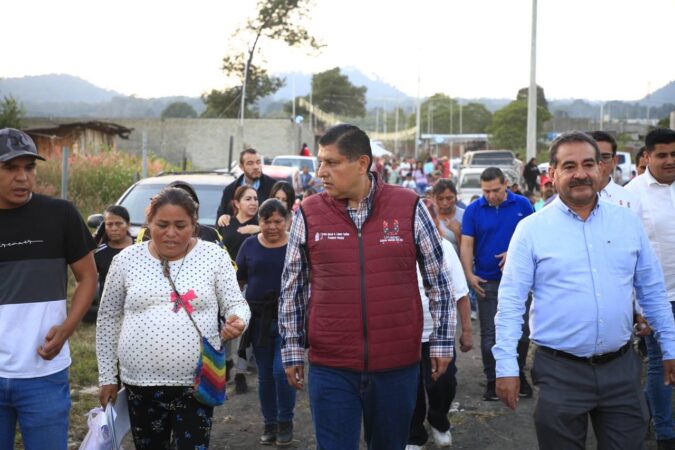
left=0, top=74, right=121, bottom=103
left=0, top=74, right=205, bottom=118
left=641, top=80, right=675, bottom=107
left=1, top=73, right=673, bottom=120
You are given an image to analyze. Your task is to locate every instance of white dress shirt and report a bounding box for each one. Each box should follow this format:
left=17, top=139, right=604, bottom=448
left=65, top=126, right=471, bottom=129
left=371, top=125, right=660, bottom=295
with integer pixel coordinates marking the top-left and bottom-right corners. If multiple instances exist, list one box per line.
left=626, top=168, right=675, bottom=302
left=599, top=178, right=641, bottom=213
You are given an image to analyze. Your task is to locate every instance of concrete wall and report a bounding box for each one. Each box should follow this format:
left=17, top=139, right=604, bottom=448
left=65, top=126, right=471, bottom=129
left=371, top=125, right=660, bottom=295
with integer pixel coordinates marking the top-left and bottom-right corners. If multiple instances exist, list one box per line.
left=108, top=118, right=315, bottom=169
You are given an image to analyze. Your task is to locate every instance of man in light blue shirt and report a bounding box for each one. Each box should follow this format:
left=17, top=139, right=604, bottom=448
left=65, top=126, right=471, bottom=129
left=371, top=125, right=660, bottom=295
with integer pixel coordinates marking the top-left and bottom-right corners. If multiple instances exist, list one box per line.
left=493, top=131, right=675, bottom=449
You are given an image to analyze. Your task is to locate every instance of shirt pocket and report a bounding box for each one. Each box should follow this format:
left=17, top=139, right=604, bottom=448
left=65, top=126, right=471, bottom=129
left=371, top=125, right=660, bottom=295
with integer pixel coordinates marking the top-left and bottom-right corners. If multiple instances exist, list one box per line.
left=602, top=239, right=638, bottom=281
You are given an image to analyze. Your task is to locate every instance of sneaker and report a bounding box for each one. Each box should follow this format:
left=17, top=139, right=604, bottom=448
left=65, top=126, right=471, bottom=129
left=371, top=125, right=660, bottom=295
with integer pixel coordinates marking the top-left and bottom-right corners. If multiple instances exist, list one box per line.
left=234, top=373, right=248, bottom=394
left=276, top=421, right=293, bottom=446
left=483, top=381, right=499, bottom=401
left=519, top=375, right=533, bottom=398
left=430, top=426, right=452, bottom=447
left=405, top=445, right=424, bottom=450
left=260, top=423, right=276, bottom=445
left=470, top=310, right=478, bottom=321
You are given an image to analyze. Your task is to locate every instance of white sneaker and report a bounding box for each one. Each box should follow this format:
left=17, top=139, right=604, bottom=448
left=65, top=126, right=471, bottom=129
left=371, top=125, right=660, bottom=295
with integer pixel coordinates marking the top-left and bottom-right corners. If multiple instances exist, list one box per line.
left=405, top=445, right=424, bottom=450
left=430, top=426, right=452, bottom=447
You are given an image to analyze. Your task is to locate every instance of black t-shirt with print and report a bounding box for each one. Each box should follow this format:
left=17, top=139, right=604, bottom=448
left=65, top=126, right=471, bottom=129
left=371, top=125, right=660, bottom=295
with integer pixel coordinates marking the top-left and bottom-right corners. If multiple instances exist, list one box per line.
left=0, top=193, right=96, bottom=306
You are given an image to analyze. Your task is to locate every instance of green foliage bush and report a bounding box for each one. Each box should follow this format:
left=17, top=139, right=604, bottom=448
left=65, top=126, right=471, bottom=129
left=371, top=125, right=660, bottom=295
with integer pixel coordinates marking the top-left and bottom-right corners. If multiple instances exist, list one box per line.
left=34, top=149, right=177, bottom=217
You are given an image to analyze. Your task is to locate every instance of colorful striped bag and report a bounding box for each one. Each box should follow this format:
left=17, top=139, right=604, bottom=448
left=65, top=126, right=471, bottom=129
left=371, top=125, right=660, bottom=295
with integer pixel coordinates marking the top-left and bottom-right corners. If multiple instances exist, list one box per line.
left=164, top=260, right=227, bottom=407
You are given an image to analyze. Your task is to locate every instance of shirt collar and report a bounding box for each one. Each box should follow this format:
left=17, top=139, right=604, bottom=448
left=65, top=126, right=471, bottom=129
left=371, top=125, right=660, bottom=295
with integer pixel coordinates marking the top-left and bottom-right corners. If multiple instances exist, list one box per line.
left=240, top=176, right=261, bottom=190
left=479, top=190, right=516, bottom=208
left=644, top=167, right=672, bottom=187
left=551, top=194, right=601, bottom=220
left=346, top=172, right=377, bottom=212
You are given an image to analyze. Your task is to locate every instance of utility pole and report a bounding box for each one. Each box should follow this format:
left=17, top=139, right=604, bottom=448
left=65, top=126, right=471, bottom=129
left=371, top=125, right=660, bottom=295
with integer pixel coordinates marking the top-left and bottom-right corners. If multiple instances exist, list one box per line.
left=526, top=0, right=538, bottom=160
left=291, top=74, right=296, bottom=118
left=239, top=53, right=249, bottom=149
left=415, top=72, right=421, bottom=160
left=394, top=102, right=400, bottom=154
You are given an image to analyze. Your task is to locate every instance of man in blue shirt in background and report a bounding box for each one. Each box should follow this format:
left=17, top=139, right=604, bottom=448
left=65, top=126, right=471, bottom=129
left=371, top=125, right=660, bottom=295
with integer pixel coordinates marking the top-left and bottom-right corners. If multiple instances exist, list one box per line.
left=494, top=131, right=675, bottom=449
left=460, top=167, right=534, bottom=401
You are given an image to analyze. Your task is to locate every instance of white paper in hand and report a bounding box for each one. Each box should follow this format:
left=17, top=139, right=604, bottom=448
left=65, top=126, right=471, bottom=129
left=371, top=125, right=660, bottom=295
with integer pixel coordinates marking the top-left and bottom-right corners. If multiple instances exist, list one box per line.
left=104, top=387, right=130, bottom=450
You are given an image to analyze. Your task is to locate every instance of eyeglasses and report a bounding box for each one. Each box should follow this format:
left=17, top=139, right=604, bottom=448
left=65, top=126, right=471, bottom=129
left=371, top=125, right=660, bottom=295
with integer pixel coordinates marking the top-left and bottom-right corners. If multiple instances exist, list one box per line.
left=599, top=153, right=614, bottom=162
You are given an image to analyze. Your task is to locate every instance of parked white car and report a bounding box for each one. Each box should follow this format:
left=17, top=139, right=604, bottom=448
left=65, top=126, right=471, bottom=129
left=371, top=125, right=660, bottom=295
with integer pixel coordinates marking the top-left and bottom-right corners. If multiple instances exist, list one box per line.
left=457, top=167, right=521, bottom=205
left=272, top=155, right=318, bottom=174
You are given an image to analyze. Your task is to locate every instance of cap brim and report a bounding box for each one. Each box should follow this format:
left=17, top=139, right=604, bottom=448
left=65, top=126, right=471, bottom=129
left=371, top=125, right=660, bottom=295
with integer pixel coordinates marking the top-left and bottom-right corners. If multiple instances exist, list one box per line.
left=0, top=151, right=46, bottom=162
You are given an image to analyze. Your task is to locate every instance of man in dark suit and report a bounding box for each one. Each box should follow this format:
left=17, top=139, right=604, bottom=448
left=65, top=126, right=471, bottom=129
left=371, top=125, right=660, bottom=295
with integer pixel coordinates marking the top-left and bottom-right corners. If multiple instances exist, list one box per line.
left=216, top=148, right=277, bottom=227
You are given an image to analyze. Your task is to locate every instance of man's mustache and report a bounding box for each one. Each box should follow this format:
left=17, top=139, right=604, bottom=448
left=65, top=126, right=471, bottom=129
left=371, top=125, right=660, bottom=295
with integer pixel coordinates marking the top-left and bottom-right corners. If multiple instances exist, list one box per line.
left=569, top=179, right=593, bottom=187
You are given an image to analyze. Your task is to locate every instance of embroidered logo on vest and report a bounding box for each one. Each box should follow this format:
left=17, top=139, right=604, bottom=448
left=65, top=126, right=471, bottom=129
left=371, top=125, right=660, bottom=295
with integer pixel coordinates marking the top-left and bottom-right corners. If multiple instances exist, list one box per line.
left=315, top=232, right=350, bottom=242
left=380, top=219, right=404, bottom=244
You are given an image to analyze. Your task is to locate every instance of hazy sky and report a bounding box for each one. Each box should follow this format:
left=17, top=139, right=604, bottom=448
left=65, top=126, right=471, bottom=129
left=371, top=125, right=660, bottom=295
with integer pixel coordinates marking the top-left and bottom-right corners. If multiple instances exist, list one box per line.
left=3, top=0, right=673, bottom=102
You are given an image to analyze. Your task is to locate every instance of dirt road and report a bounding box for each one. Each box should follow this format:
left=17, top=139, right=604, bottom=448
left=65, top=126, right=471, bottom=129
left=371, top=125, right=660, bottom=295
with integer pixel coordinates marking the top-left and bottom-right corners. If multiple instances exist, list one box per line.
left=203, top=320, right=659, bottom=450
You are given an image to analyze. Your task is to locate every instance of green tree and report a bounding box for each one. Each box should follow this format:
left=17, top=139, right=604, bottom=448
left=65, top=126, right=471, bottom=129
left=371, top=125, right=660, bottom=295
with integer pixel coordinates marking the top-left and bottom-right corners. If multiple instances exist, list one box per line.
left=488, top=100, right=551, bottom=151
left=284, top=67, right=367, bottom=119
left=407, top=93, right=492, bottom=134
left=203, top=0, right=320, bottom=118
left=161, top=102, right=198, bottom=119
left=0, top=96, right=26, bottom=128
left=516, top=85, right=549, bottom=110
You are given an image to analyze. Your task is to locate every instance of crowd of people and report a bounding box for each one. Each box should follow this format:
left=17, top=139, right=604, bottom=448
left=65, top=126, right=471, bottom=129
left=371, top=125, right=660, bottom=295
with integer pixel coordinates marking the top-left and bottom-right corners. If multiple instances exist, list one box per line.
left=1, top=124, right=674, bottom=450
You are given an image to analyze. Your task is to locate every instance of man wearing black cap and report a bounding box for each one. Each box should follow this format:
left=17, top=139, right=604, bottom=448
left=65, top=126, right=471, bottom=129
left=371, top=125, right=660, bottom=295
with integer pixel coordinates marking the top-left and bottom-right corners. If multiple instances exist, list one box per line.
left=0, top=128, right=97, bottom=449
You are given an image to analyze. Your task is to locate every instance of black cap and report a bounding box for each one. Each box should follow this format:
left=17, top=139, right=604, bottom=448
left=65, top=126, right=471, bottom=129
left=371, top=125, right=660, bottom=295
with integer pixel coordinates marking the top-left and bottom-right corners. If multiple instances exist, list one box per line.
left=0, top=128, right=45, bottom=162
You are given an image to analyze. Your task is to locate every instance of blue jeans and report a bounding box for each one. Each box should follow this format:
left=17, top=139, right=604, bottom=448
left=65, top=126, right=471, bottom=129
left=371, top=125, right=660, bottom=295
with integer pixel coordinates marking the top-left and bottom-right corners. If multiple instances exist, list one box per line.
left=0, top=368, right=70, bottom=450
left=479, top=280, right=530, bottom=383
left=250, top=319, right=296, bottom=425
left=644, top=301, right=675, bottom=440
left=308, top=363, right=419, bottom=450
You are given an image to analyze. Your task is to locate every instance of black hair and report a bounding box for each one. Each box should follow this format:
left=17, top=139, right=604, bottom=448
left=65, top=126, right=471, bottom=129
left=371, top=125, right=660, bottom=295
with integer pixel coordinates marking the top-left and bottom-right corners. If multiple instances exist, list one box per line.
left=318, top=124, right=373, bottom=171
left=270, top=181, right=295, bottom=212
left=645, top=128, right=675, bottom=151
left=95, top=205, right=131, bottom=244
left=589, top=130, right=617, bottom=155
left=432, top=178, right=458, bottom=196
left=168, top=180, right=199, bottom=205
left=636, top=146, right=647, bottom=162
left=146, top=187, right=199, bottom=236
left=239, top=148, right=259, bottom=164
left=258, top=198, right=288, bottom=220
left=105, top=204, right=130, bottom=223
left=549, top=131, right=600, bottom=166
left=480, top=167, right=506, bottom=184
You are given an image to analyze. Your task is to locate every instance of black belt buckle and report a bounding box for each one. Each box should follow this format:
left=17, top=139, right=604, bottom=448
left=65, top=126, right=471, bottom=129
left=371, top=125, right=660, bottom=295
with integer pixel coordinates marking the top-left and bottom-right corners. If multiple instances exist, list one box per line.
left=588, top=354, right=604, bottom=365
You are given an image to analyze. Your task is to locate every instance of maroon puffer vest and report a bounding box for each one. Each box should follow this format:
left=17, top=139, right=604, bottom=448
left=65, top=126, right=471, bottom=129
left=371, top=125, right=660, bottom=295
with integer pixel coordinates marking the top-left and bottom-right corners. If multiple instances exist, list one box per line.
left=301, top=182, right=422, bottom=372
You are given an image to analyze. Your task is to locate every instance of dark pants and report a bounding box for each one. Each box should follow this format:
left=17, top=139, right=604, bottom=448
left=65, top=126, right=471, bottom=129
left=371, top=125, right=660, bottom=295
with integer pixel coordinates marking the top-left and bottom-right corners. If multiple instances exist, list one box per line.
left=125, top=385, right=213, bottom=450
left=526, top=179, right=538, bottom=193
left=644, top=301, right=675, bottom=440
left=408, top=342, right=457, bottom=446
left=250, top=319, right=297, bottom=425
left=478, top=279, right=530, bottom=383
left=308, top=363, right=419, bottom=450
left=532, top=347, right=649, bottom=449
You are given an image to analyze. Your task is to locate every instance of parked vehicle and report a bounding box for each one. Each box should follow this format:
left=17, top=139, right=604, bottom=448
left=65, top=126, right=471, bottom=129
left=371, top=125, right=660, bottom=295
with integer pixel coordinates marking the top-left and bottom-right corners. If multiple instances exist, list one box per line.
left=271, top=155, right=318, bottom=174
left=457, top=166, right=520, bottom=205
left=616, top=151, right=632, bottom=184
left=87, top=172, right=235, bottom=237
left=461, top=150, right=517, bottom=168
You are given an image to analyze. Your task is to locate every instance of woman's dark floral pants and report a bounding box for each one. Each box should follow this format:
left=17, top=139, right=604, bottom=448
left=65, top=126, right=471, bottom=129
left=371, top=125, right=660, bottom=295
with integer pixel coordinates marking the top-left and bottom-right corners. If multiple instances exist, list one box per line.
left=125, top=385, right=213, bottom=450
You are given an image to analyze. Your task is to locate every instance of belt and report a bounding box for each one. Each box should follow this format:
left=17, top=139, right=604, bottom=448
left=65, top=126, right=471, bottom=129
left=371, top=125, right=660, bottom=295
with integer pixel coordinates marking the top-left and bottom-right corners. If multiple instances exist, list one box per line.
left=537, top=342, right=631, bottom=366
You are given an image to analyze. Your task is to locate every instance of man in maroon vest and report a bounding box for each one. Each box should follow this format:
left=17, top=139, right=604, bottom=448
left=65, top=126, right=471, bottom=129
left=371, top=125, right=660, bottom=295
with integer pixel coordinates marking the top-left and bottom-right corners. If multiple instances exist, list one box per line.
left=279, top=124, right=456, bottom=450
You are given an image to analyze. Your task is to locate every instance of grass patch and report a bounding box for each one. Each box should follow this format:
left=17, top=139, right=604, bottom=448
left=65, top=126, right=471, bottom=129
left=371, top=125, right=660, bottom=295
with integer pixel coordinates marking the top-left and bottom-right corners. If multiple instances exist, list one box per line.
left=68, top=320, right=101, bottom=447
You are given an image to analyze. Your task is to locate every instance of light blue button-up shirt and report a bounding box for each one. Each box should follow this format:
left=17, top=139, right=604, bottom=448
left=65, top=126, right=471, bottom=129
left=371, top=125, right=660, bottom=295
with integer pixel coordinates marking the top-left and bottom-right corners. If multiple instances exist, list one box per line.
left=493, top=196, right=675, bottom=377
